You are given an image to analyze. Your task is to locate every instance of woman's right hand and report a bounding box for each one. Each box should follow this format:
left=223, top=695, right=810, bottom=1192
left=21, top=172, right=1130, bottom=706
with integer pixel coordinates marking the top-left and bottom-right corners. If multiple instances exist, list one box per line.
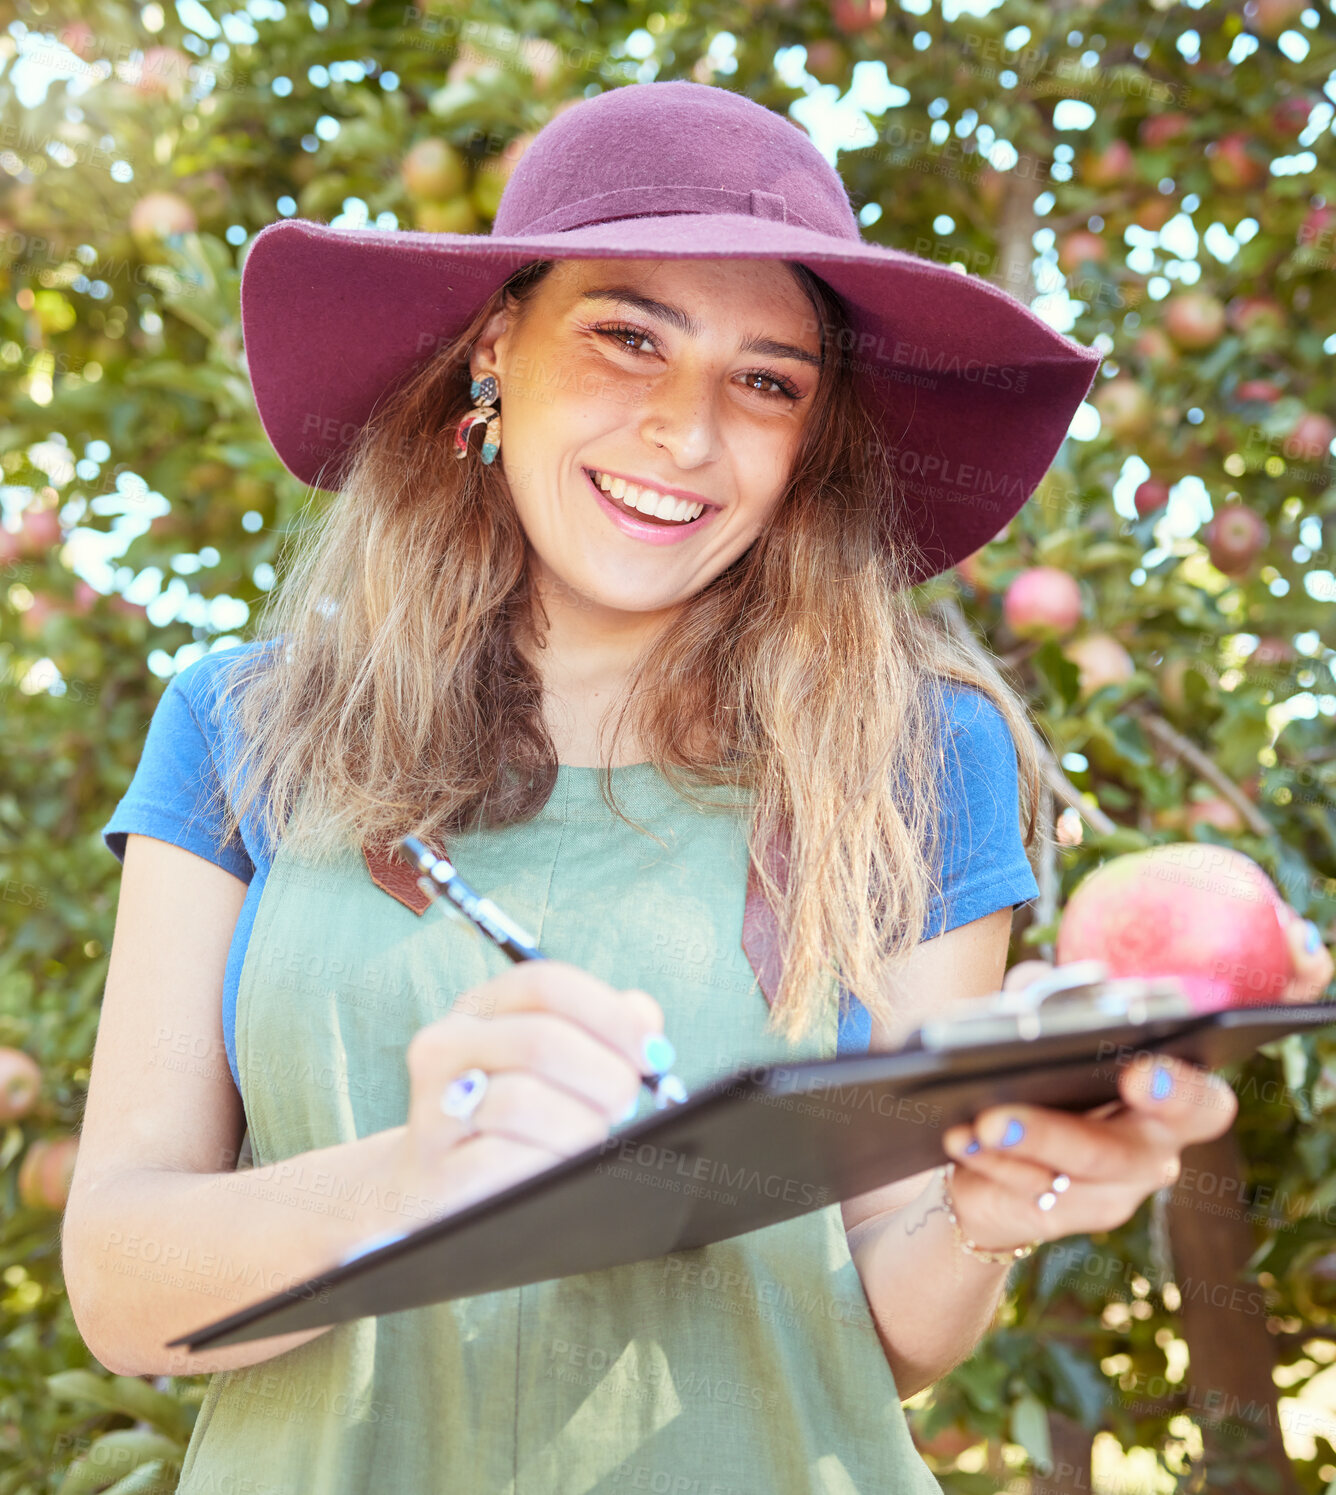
left=385, top=961, right=668, bottom=1229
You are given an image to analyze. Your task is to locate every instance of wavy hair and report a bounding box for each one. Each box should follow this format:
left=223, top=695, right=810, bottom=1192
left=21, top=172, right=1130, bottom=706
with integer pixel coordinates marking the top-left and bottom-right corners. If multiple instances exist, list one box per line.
left=207, top=257, right=1045, bottom=1047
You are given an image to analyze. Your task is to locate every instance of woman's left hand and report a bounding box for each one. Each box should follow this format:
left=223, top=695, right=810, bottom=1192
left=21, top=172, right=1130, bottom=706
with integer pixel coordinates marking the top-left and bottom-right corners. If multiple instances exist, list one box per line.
left=939, top=904, right=1331, bottom=1255
left=940, top=1043, right=1236, bottom=1253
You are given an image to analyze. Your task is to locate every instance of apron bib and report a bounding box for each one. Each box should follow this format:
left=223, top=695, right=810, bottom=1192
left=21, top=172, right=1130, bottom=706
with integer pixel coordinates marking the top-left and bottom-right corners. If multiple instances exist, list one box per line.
left=176, top=764, right=943, bottom=1494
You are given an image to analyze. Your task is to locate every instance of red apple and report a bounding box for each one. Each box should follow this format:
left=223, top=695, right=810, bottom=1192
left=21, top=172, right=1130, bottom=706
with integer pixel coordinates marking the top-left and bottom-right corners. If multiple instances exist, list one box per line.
left=1251, top=635, right=1296, bottom=669
left=0, top=1048, right=41, bottom=1122
left=1134, top=477, right=1171, bottom=516
left=1002, top=567, right=1083, bottom=640
left=1227, top=295, right=1286, bottom=335
left=58, top=22, right=96, bottom=61
left=1203, top=504, right=1268, bottom=575
left=1249, top=0, right=1308, bottom=41
left=129, top=191, right=197, bottom=246
left=17, top=1136, right=78, bottom=1212
left=1300, top=205, right=1335, bottom=254
left=1079, top=139, right=1136, bottom=189
left=1055, top=843, right=1295, bottom=1011
left=1270, top=97, right=1313, bottom=138
left=71, top=580, right=100, bottom=614
left=909, top=1414, right=977, bottom=1463
left=1165, top=291, right=1227, bottom=350
left=1233, top=379, right=1282, bottom=403
left=1209, top=133, right=1267, bottom=192
left=1286, top=412, right=1335, bottom=463
left=133, top=45, right=192, bottom=99
left=1131, top=195, right=1176, bottom=231
left=17, top=508, right=61, bottom=556
left=1057, top=231, right=1107, bottom=273
left=1093, top=375, right=1155, bottom=440
left=803, top=39, right=848, bottom=85
left=1139, top=114, right=1192, bottom=150
left=1063, top=633, right=1136, bottom=696
left=1184, top=797, right=1246, bottom=834
left=830, top=0, right=887, bottom=33
left=1132, top=327, right=1177, bottom=366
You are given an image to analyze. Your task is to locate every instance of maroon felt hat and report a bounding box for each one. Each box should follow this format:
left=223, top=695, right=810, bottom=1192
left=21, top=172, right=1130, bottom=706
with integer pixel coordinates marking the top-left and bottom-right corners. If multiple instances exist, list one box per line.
left=239, top=79, right=1103, bottom=586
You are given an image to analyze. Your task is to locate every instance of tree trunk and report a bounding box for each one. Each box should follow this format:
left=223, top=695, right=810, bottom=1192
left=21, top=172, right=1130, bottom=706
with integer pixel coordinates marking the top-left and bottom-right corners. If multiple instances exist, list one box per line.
left=1166, top=1130, right=1302, bottom=1494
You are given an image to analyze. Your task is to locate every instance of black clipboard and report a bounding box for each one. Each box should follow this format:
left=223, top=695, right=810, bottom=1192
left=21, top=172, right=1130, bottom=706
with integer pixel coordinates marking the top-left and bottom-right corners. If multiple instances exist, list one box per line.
left=170, top=975, right=1336, bottom=1353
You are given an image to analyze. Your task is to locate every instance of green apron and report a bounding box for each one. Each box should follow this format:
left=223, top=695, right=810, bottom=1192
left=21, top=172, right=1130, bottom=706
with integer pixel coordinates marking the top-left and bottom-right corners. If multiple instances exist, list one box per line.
left=176, top=763, right=944, bottom=1494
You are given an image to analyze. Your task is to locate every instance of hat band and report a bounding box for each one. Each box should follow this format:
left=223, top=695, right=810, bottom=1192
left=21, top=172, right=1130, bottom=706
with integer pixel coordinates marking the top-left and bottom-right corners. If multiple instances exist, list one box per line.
left=513, top=184, right=830, bottom=238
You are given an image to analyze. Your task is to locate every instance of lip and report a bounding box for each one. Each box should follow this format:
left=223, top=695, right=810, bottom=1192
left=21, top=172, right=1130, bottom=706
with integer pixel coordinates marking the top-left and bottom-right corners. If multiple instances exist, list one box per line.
left=583, top=467, right=720, bottom=546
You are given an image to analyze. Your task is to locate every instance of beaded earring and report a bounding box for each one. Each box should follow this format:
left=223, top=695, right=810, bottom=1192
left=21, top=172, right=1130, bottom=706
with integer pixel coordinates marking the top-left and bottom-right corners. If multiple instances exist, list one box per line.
left=452, top=373, right=501, bottom=465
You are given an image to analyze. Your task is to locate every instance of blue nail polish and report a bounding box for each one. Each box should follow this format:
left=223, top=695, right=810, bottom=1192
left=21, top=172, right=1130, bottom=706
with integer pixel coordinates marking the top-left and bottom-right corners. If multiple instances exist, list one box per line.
left=1151, top=1064, right=1173, bottom=1101
left=965, top=1138, right=981, bottom=1155
left=618, top=1096, right=639, bottom=1125
left=1000, top=1118, right=1024, bottom=1147
left=642, top=1033, right=676, bottom=1076
left=1305, top=919, right=1323, bottom=956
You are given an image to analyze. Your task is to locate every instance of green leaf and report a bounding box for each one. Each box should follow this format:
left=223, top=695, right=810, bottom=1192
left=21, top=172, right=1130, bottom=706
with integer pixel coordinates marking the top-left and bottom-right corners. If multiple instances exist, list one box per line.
left=1042, top=1339, right=1110, bottom=1427
left=1008, top=1391, right=1053, bottom=1473
left=55, top=1431, right=181, bottom=1495
left=99, top=1460, right=177, bottom=1495
left=1032, top=640, right=1080, bottom=709
left=46, top=1370, right=192, bottom=1442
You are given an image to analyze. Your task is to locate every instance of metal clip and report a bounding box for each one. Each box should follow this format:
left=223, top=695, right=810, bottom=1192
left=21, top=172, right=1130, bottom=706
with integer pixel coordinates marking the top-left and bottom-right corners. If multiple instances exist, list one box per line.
left=916, top=964, right=1195, bottom=1051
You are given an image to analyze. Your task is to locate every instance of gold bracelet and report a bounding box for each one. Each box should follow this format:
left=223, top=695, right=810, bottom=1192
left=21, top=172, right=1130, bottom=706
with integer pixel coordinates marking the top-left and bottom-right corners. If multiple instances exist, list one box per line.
left=938, top=1163, right=1039, bottom=1265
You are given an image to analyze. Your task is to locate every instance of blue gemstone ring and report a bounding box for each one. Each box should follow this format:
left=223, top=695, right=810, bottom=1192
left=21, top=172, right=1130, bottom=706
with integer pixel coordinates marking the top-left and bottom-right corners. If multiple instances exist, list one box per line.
left=441, top=1067, right=489, bottom=1134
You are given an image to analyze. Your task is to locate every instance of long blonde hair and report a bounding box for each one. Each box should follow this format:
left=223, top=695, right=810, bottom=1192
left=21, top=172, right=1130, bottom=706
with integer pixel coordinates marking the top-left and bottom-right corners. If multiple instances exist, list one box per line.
left=207, top=258, right=1045, bottom=1045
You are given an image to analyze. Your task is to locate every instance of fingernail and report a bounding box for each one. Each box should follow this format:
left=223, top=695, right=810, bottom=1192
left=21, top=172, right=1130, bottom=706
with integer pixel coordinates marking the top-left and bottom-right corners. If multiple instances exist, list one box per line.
left=965, top=1138, right=981, bottom=1155
left=1151, top=1064, right=1174, bottom=1101
left=642, top=1033, right=676, bottom=1076
left=999, top=1118, right=1024, bottom=1147
left=618, top=1096, right=639, bottom=1124
left=1304, top=919, right=1322, bottom=955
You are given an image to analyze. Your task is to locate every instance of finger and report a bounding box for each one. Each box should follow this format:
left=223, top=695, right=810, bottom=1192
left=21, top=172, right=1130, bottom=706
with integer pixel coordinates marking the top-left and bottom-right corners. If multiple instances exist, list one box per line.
left=459, top=1069, right=621, bottom=1153
left=948, top=1095, right=1176, bottom=1188
left=945, top=1157, right=1151, bottom=1249
left=1002, top=959, right=1054, bottom=992
left=474, top=960, right=667, bottom=1074
left=1117, top=1050, right=1238, bottom=1144
left=1280, top=914, right=1334, bottom=1002
left=406, top=1010, right=644, bottom=1145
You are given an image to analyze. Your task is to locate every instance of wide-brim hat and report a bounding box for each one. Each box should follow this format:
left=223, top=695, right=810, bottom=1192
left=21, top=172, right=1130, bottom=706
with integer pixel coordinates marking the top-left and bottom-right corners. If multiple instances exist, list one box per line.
left=239, top=79, right=1102, bottom=587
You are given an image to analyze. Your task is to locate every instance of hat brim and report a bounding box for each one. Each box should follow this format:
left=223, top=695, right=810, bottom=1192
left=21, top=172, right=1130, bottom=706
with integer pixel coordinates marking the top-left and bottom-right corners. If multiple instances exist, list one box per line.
left=240, top=214, right=1103, bottom=585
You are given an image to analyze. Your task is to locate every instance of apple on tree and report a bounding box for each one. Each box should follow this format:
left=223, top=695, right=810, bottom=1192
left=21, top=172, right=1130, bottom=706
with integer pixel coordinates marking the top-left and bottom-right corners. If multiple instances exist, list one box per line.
left=1203, top=503, right=1268, bottom=575
left=1007, top=844, right=1333, bottom=1011
left=1134, top=477, right=1171, bottom=516
left=1002, top=567, right=1083, bottom=641
left=1164, top=291, right=1227, bottom=351
left=0, top=1048, right=41, bottom=1122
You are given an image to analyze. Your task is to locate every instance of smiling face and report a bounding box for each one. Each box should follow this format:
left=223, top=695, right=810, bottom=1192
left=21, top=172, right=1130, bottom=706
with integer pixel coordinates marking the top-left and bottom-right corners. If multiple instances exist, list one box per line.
left=468, top=257, right=824, bottom=633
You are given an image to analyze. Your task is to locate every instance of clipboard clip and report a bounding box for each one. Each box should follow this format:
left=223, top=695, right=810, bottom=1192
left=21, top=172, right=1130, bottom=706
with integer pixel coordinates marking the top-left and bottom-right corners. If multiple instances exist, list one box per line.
left=916, top=960, right=1196, bottom=1050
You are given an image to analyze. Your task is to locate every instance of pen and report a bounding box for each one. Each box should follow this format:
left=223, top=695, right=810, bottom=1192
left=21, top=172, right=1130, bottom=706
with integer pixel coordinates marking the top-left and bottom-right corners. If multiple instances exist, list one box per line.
left=397, top=836, right=689, bottom=1111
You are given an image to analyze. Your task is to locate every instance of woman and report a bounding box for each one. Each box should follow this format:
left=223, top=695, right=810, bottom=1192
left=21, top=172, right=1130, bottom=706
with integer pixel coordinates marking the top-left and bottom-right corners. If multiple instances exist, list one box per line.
left=66, top=82, right=1331, bottom=1493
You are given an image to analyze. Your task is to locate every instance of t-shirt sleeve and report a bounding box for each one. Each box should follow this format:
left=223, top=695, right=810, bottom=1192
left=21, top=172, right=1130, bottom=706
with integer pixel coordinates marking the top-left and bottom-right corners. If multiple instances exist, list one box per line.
left=919, top=686, right=1040, bottom=943
left=100, top=661, right=254, bottom=884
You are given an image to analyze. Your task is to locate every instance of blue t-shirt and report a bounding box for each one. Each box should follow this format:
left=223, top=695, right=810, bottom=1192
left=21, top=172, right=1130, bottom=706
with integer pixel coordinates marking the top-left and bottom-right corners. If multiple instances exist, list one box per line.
left=101, top=642, right=1040, bottom=1091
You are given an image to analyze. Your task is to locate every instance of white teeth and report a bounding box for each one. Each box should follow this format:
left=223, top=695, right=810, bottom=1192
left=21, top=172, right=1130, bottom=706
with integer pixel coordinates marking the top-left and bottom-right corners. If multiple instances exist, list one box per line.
left=589, top=470, right=704, bottom=523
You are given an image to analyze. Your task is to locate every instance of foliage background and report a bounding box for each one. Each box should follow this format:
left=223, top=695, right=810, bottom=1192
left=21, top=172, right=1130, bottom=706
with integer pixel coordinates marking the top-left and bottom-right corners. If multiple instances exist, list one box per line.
left=0, top=0, right=1333, bottom=1489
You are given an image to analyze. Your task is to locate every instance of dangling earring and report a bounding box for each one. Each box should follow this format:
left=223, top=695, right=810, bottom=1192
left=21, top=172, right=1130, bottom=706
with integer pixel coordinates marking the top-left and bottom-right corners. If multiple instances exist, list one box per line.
left=453, top=373, right=501, bottom=465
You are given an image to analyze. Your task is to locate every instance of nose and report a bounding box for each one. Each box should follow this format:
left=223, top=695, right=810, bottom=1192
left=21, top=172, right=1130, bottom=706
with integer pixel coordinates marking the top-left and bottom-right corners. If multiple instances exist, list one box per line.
left=640, top=367, right=722, bottom=470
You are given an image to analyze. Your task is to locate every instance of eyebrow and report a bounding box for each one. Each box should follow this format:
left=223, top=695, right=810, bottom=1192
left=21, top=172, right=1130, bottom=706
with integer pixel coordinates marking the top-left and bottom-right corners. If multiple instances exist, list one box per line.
left=576, top=286, right=823, bottom=368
